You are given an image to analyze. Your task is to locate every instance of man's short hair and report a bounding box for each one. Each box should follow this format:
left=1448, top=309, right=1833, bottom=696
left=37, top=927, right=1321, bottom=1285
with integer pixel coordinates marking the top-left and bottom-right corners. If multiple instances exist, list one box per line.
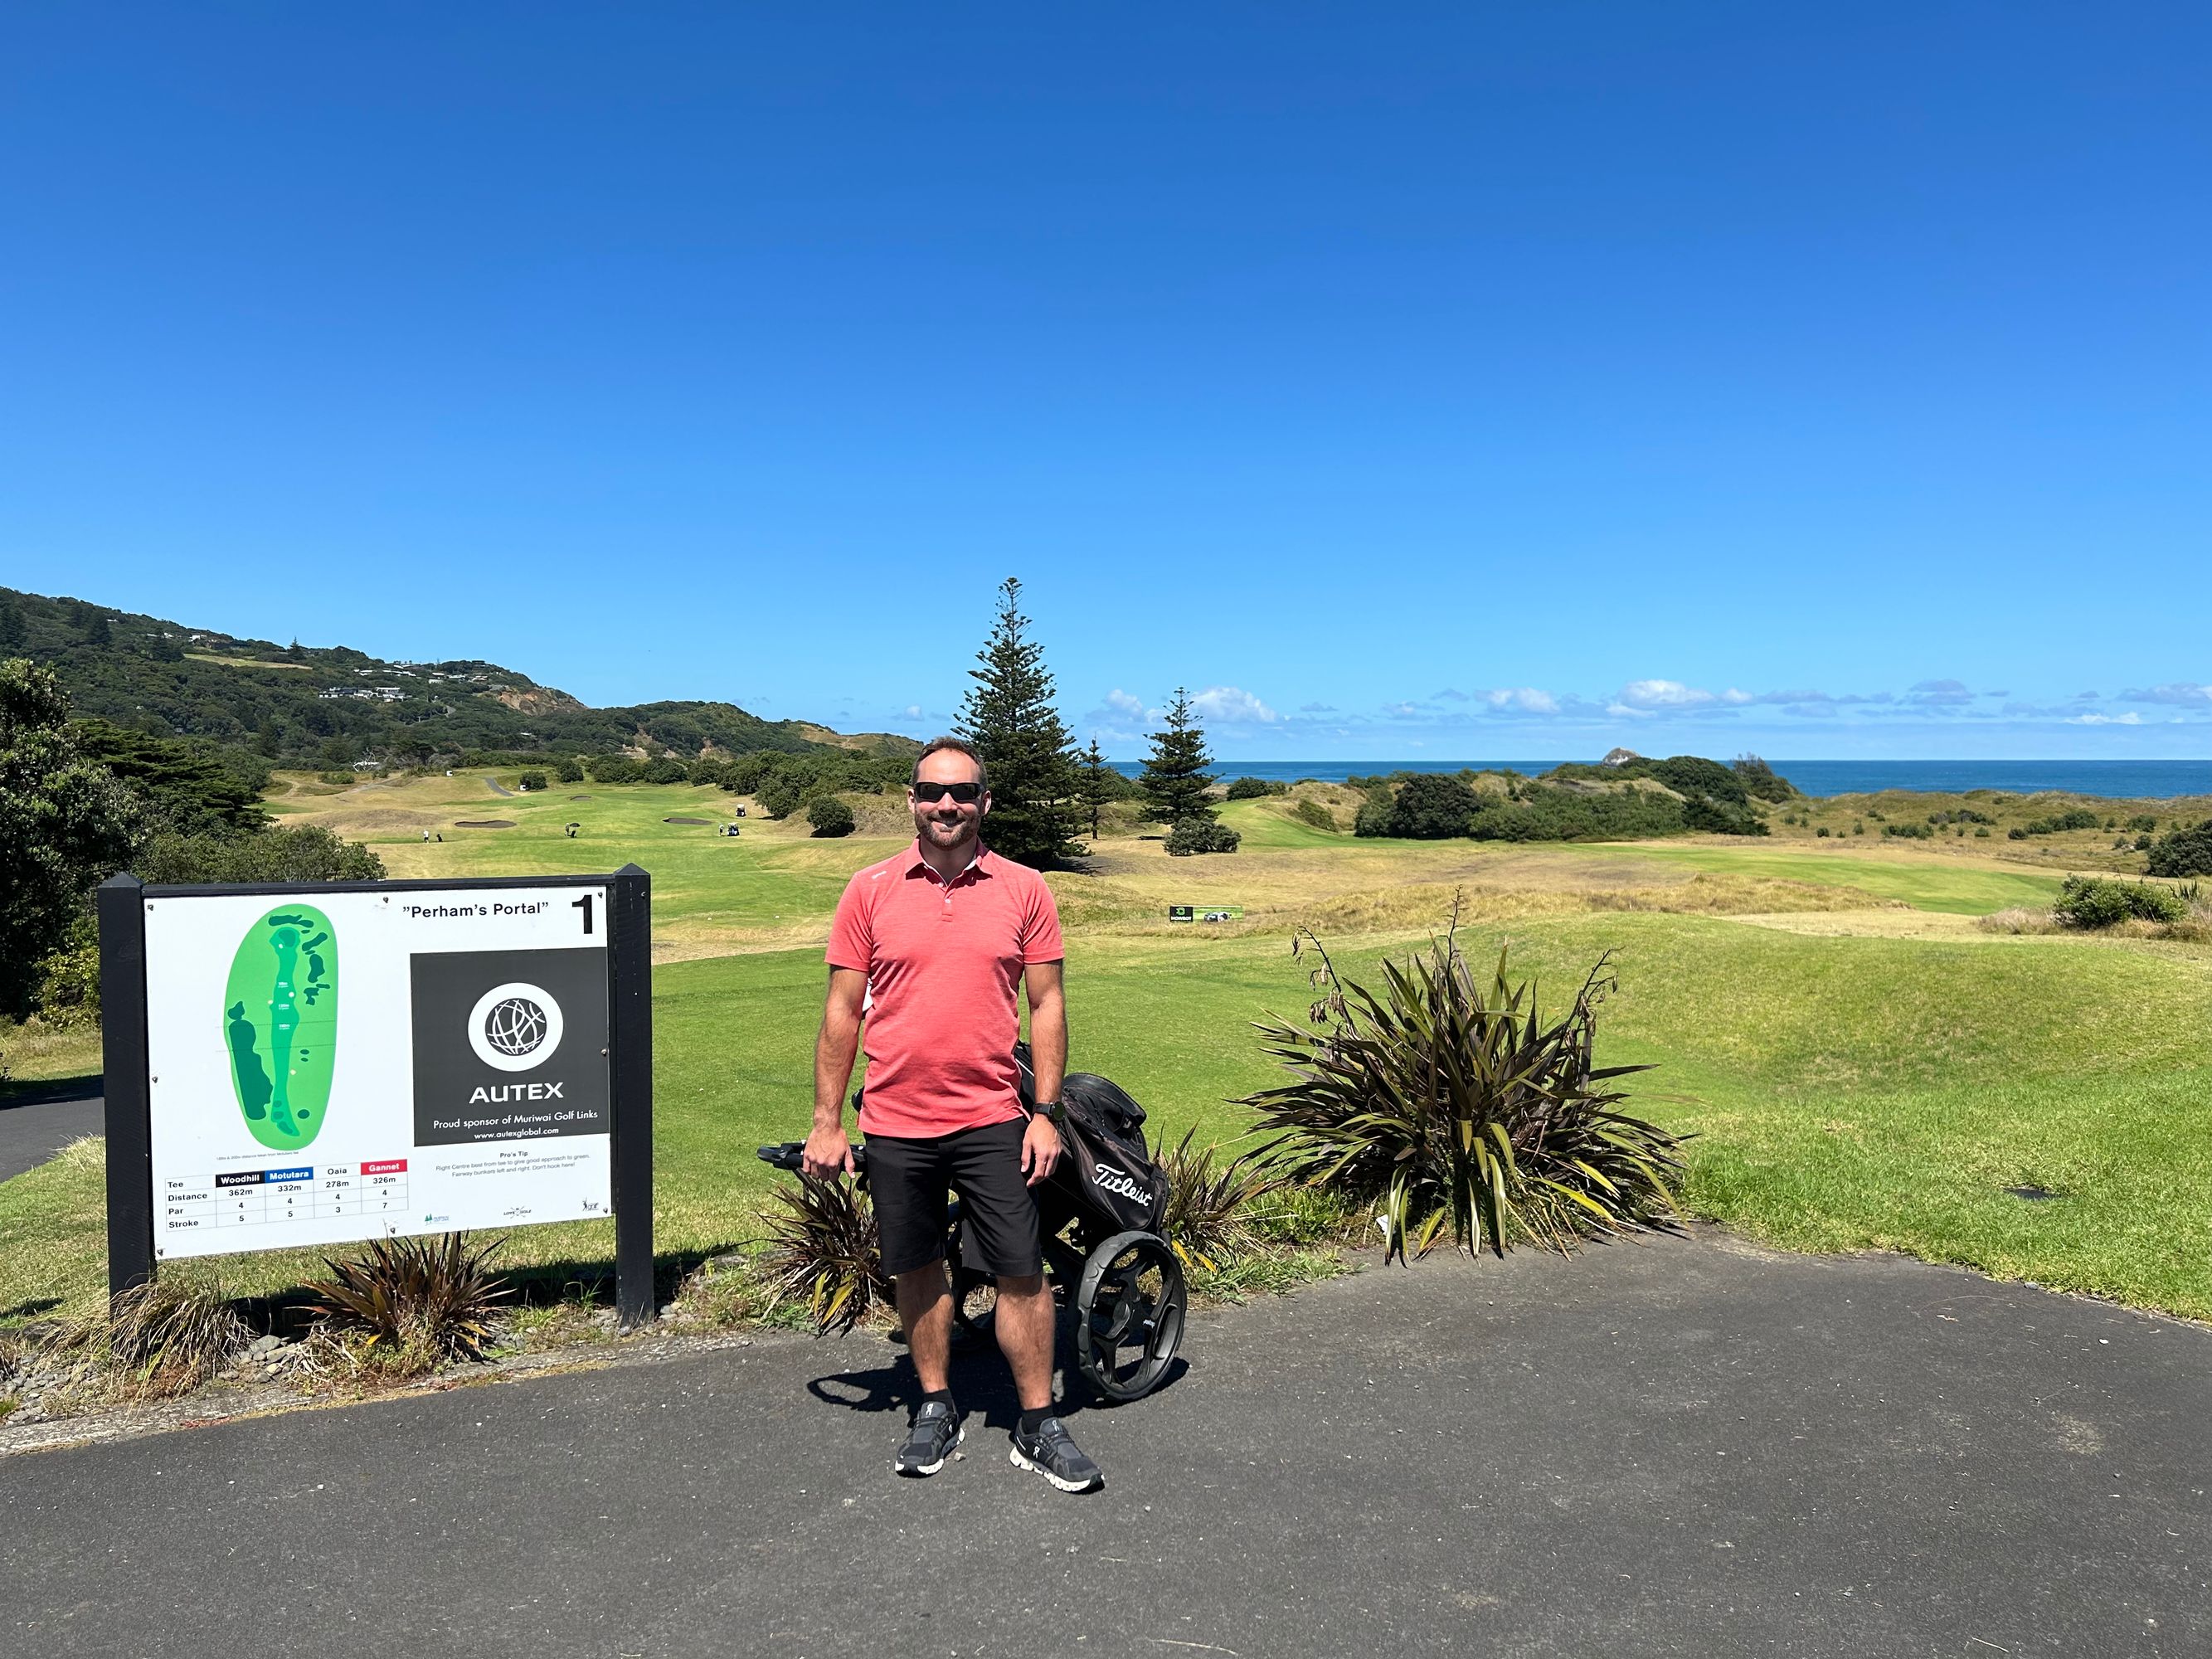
left=913, top=735, right=987, bottom=792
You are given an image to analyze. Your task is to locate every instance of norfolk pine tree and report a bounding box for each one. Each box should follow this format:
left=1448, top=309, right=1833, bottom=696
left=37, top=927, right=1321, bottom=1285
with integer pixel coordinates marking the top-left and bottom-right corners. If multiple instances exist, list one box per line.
left=1079, top=737, right=1113, bottom=839
left=956, top=578, right=1085, bottom=869
left=1140, top=688, right=1218, bottom=827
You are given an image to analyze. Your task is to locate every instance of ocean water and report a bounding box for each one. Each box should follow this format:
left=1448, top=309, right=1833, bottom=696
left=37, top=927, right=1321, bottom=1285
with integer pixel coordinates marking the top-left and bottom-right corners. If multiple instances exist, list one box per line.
left=1111, top=758, right=2212, bottom=800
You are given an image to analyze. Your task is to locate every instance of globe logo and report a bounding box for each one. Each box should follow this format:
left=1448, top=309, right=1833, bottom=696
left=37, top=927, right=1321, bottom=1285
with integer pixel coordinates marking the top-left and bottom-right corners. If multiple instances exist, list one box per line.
left=484, top=995, right=549, bottom=1058
left=466, top=981, right=566, bottom=1072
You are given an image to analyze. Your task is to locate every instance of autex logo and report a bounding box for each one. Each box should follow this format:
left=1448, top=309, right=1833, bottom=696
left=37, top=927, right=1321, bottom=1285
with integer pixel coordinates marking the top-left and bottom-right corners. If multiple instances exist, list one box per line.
left=466, top=1082, right=566, bottom=1104
left=467, top=981, right=564, bottom=1072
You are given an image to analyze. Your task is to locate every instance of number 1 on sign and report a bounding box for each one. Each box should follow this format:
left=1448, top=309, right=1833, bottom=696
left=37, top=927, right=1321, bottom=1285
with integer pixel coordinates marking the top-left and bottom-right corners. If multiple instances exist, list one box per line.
left=573, top=894, right=595, bottom=935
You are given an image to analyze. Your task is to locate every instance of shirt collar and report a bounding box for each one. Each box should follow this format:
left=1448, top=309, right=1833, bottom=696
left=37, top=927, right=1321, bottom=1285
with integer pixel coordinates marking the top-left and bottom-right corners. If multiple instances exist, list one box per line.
left=905, top=841, right=990, bottom=885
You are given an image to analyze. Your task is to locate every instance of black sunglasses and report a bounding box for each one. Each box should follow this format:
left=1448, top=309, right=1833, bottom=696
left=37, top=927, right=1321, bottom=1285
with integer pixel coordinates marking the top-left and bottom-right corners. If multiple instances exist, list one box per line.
left=912, top=781, right=984, bottom=804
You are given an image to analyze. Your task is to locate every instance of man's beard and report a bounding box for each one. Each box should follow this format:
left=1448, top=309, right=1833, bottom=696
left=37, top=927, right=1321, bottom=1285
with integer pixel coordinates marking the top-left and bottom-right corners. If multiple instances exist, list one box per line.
left=916, top=810, right=979, bottom=850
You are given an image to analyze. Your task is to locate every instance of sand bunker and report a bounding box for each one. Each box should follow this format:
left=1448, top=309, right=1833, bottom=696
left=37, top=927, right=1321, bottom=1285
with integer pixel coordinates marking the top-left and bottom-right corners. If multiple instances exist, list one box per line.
left=664, top=815, right=716, bottom=825
left=454, top=819, right=516, bottom=829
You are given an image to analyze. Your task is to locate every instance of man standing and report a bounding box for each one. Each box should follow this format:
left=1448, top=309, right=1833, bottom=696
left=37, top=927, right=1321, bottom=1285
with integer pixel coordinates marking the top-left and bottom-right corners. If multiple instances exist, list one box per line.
left=806, top=736, right=1105, bottom=1493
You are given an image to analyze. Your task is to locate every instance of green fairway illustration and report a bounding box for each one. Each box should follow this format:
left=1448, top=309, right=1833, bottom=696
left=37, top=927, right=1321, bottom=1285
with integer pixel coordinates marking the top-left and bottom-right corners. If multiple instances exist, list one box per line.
left=223, top=904, right=338, bottom=1151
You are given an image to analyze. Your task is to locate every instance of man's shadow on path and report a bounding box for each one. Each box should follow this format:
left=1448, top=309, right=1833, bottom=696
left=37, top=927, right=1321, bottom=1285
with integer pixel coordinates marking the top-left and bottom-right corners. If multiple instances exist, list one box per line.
left=805, top=1311, right=1187, bottom=1429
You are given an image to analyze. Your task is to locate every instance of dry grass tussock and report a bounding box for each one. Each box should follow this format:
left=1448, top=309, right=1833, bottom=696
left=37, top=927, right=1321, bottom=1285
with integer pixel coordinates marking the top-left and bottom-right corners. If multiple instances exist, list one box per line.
left=1082, top=872, right=1897, bottom=943
left=1978, top=907, right=2063, bottom=936
left=2, top=1267, right=250, bottom=1413
left=1979, top=889, right=2212, bottom=943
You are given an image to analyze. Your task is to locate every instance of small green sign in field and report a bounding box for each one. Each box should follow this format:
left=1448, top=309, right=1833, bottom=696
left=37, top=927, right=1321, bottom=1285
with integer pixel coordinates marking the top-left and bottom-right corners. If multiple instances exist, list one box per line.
left=1169, top=904, right=1243, bottom=923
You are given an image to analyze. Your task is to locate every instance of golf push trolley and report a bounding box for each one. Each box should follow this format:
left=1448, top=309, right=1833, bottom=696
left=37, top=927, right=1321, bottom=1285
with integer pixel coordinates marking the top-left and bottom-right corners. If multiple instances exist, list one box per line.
left=758, top=1044, right=1186, bottom=1403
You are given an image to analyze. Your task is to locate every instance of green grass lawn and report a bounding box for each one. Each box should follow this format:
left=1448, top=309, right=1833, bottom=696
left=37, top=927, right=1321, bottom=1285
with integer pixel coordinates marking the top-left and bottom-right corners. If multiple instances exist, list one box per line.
left=1607, top=842, right=2065, bottom=915
left=5, top=775, right=2207, bottom=1329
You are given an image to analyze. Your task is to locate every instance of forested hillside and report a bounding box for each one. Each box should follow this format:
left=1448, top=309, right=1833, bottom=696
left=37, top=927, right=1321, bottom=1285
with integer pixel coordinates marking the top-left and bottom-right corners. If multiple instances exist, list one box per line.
left=0, top=586, right=851, bottom=768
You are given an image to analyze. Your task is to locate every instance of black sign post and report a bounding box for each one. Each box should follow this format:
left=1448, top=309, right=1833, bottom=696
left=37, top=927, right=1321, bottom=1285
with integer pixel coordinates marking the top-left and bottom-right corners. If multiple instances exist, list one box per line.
left=97, top=864, right=656, bottom=1328
left=99, top=874, right=156, bottom=1301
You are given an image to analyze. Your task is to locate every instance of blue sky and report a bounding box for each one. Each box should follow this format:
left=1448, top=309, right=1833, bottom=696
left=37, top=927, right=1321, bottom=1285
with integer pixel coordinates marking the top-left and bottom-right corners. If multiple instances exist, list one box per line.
left=3, top=4, right=2206, bottom=759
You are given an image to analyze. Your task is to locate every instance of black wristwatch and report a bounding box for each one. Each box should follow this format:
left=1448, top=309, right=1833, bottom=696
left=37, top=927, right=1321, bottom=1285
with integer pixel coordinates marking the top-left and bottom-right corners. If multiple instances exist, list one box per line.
left=1034, top=1098, right=1064, bottom=1124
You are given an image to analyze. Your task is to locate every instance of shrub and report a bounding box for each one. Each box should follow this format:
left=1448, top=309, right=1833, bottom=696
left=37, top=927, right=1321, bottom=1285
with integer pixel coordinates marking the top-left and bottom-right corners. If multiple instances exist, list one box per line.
left=756, top=1175, right=892, bottom=1334
left=1816, top=825, right=1830, bottom=838
left=806, top=795, right=856, bottom=837
left=1291, top=798, right=1339, bottom=833
left=644, top=757, right=689, bottom=785
left=2053, top=875, right=2188, bottom=929
left=135, top=823, right=385, bottom=884
left=555, top=756, right=585, bottom=783
left=516, top=770, right=547, bottom=792
left=2146, top=822, right=2212, bottom=878
left=1465, top=783, right=1689, bottom=843
left=1241, top=917, right=1684, bottom=1262
left=586, top=754, right=643, bottom=785
left=2127, top=814, right=2159, bottom=834
left=1225, top=776, right=1277, bottom=800
left=1353, top=795, right=1396, bottom=837
left=306, top=1233, right=510, bottom=1372
left=1378, top=773, right=1480, bottom=839
left=756, top=771, right=808, bottom=820
left=1682, top=795, right=1771, bottom=836
left=31, top=917, right=100, bottom=1024
left=1166, top=815, right=1241, bottom=855
left=1731, top=754, right=1796, bottom=802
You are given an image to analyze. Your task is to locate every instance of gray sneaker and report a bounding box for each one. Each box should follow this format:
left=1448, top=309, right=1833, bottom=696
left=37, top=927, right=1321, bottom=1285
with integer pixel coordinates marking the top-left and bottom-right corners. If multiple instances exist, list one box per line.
left=893, top=1400, right=964, bottom=1477
left=1009, top=1416, right=1103, bottom=1493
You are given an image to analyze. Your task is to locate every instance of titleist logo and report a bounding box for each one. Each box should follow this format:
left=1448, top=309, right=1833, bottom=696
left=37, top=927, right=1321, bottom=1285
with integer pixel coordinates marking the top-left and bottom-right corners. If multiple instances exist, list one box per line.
left=1091, top=1161, right=1153, bottom=1208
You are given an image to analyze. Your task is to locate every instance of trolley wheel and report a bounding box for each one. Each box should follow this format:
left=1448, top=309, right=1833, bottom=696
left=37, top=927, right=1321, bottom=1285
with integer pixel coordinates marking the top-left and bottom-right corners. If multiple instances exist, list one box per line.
left=947, top=1209, right=995, bottom=1339
left=1074, top=1230, right=1185, bottom=1403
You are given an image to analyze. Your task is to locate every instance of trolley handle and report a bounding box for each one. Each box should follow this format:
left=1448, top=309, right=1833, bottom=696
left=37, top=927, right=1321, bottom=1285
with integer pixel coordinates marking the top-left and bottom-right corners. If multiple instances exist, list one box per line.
left=756, top=1140, right=868, bottom=1173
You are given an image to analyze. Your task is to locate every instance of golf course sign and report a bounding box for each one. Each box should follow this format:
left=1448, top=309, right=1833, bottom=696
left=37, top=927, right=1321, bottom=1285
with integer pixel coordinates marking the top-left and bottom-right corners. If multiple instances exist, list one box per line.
left=99, top=867, right=657, bottom=1324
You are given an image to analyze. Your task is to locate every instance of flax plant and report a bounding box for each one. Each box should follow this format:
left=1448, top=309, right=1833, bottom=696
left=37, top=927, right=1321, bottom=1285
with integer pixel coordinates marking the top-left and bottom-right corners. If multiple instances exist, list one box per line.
left=756, top=1175, right=894, bottom=1335
left=1242, top=905, right=1684, bottom=1262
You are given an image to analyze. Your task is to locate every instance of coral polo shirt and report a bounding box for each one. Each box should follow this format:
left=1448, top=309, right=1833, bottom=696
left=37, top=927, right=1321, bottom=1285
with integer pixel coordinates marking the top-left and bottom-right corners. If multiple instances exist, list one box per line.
left=825, top=841, right=1064, bottom=1140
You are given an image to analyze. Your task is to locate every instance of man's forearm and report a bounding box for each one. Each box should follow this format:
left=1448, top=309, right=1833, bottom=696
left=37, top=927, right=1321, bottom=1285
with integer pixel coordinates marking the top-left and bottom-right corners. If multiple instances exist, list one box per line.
left=1028, top=991, right=1067, bottom=1105
left=813, top=1014, right=860, bottom=1130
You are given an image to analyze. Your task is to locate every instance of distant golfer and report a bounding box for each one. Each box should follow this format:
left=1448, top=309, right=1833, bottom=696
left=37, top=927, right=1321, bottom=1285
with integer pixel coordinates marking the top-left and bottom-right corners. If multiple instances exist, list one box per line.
left=805, top=736, right=1101, bottom=1493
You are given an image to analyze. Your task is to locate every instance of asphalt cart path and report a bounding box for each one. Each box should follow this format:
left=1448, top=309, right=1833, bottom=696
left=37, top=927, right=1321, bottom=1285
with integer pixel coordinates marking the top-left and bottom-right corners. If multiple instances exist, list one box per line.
left=0, top=1081, right=101, bottom=1183
left=6, top=1228, right=2207, bottom=1657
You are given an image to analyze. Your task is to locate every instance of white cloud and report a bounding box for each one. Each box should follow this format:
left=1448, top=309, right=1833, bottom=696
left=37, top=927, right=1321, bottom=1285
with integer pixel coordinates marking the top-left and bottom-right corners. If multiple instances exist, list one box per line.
left=1720, top=688, right=1753, bottom=705
left=1102, top=688, right=1145, bottom=716
left=1191, top=685, right=1278, bottom=724
left=1905, top=679, right=1974, bottom=708
left=1299, top=701, right=1335, bottom=713
left=2067, top=711, right=2143, bottom=726
left=1615, top=679, right=1717, bottom=710
left=1432, top=688, right=1472, bottom=703
left=1483, top=687, right=1559, bottom=715
left=2122, top=683, right=2212, bottom=706
left=902, top=704, right=922, bottom=719
left=1605, top=701, right=1657, bottom=719
left=1383, top=701, right=1423, bottom=718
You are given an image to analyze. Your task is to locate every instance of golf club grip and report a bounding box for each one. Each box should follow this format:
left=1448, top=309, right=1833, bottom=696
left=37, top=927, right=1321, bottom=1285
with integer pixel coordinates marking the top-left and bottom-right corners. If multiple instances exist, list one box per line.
left=755, top=1140, right=868, bottom=1172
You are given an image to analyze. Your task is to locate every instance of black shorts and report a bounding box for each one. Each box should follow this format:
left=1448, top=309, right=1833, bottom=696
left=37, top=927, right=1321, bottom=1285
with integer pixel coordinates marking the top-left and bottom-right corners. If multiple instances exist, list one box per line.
left=865, top=1117, right=1041, bottom=1279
